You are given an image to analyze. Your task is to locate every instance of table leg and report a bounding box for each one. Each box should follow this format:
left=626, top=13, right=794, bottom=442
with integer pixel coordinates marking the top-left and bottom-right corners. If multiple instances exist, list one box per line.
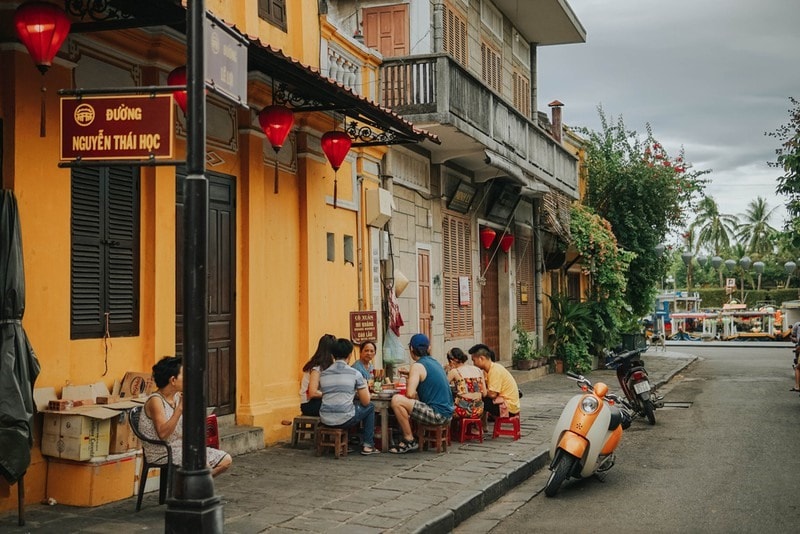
left=380, top=404, right=389, bottom=452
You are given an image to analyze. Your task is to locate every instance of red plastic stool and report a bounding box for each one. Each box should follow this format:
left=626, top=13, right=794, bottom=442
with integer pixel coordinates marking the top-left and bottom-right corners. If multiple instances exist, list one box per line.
left=458, top=418, right=483, bottom=443
left=206, top=414, right=220, bottom=449
left=492, top=415, right=520, bottom=440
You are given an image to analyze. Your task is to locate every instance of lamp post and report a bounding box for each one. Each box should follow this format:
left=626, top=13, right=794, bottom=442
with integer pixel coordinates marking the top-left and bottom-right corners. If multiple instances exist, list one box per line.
left=786, top=261, right=797, bottom=289
left=711, top=256, right=723, bottom=287
left=753, top=261, right=764, bottom=290
left=165, top=0, right=223, bottom=531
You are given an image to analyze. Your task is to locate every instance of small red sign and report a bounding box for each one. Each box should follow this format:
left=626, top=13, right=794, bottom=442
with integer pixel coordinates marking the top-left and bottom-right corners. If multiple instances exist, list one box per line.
left=60, top=95, right=174, bottom=161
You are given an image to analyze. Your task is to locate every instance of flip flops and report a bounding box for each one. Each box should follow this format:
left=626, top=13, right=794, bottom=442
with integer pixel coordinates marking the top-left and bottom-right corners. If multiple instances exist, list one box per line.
left=388, top=438, right=419, bottom=454
left=361, top=445, right=380, bottom=455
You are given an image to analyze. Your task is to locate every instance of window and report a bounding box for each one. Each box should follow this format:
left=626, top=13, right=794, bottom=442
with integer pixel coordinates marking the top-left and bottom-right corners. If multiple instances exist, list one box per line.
left=258, top=0, right=286, bottom=31
left=568, top=272, right=582, bottom=302
left=516, top=235, right=535, bottom=330
left=443, top=3, right=468, bottom=66
left=512, top=29, right=530, bottom=63
left=481, top=0, right=503, bottom=40
left=481, top=41, right=502, bottom=93
left=71, top=166, right=140, bottom=339
left=327, top=232, right=335, bottom=262
left=443, top=213, right=473, bottom=339
left=343, top=235, right=354, bottom=265
left=513, top=70, right=530, bottom=118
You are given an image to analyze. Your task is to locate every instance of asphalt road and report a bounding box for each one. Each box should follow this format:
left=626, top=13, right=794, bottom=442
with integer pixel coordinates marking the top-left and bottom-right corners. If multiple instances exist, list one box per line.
left=459, top=344, right=800, bottom=534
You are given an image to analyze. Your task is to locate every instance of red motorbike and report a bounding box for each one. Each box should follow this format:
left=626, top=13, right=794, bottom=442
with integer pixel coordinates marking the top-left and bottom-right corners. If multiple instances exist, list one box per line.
left=605, top=348, right=662, bottom=425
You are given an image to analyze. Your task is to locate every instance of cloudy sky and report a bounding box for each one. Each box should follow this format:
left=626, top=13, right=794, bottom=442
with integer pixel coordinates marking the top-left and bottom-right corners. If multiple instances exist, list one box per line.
left=537, top=0, right=800, bottom=231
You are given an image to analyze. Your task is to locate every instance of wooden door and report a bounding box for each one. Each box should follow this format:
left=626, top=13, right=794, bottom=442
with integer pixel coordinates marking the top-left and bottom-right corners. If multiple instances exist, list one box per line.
left=176, top=171, right=236, bottom=416
left=363, top=4, right=409, bottom=57
left=418, top=248, right=432, bottom=338
left=481, top=248, right=500, bottom=358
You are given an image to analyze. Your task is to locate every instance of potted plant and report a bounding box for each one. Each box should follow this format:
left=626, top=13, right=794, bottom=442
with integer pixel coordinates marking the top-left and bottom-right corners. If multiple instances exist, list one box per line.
left=545, top=293, right=593, bottom=373
left=512, top=321, right=537, bottom=370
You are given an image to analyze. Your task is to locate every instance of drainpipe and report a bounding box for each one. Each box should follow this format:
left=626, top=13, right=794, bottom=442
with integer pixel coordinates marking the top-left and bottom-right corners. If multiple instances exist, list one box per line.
left=533, top=198, right=545, bottom=346
left=357, top=174, right=365, bottom=310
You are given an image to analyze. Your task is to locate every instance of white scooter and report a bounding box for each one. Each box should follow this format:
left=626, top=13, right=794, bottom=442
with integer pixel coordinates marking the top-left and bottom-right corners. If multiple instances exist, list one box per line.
left=545, top=372, right=631, bottom=497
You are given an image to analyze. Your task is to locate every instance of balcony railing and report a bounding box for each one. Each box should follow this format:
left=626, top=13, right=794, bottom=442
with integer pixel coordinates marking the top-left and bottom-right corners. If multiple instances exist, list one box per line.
left=380, top=54, right=577, bottom=195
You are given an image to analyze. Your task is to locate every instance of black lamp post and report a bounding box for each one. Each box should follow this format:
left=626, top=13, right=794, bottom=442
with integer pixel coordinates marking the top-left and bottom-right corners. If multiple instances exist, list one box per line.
left=165, top=0, right=222, bottom=531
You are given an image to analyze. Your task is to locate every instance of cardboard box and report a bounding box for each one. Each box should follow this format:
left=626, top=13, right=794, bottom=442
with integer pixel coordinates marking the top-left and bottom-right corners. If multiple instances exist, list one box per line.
left=105, top=401, right=142, bottom=454
left=41, top=407, right=117, bottom=461
left=117, top=372, right=155, bottom=399
left=46, top=452, right=136, bottom=507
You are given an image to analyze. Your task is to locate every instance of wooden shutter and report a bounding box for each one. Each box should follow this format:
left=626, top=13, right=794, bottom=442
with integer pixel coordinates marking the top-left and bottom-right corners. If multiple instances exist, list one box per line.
left=363, top=4, right=409, bottom=57
left=513, top=70, right=531, bottom=118
left=71, top=167, right=104, bottom=337
left=258, top=0, right=287, bottom=31
left=71, top=166, right=139, bottom=338
left=516, top=235, right=535, bottom=330
left=443, top=213, right=473, bottom=339
left=481, top=41, right=502, bottom=93
left=443, top=3, right=467, bottom=66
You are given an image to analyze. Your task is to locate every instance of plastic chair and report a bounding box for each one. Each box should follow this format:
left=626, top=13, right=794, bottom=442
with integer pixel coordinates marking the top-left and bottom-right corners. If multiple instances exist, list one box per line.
left=129, top=406, right=173, bottom=511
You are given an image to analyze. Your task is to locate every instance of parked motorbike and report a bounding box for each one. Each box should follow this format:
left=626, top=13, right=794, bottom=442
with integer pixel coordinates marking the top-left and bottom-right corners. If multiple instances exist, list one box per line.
left=605, top=347, right=662, bottom=425
left=545, top=372, right=631, bottom=497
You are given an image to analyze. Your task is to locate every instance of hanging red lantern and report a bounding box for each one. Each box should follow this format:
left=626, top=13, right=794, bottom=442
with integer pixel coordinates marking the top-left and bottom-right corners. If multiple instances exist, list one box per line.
left=14, top=1, right=71, bottom=75
left=480, top=227, right=496, bottom=250
left=14, top=1, right=71, bottom=137
left=321, top=130, right=351, bottom=209
left=167, top=66, right=188, bottom=114
left=500, top=233, right=514, bottom=253
left=258, top=105, right=294, bottom=194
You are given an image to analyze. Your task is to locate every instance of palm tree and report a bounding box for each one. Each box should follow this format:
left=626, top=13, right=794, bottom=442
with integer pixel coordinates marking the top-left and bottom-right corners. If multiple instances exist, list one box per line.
left=736, top=196, right=778, bottom=255
left=689, top=196, right=739, bottom=286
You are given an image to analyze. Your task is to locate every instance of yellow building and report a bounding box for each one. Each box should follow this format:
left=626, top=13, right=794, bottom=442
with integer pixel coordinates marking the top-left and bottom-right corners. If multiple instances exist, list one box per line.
left=0, top=0, right=432, bottom=511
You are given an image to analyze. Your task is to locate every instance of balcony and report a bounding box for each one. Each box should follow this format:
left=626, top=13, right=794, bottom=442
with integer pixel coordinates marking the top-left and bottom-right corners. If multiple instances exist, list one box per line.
left=380, top=54, right=578, bottom=198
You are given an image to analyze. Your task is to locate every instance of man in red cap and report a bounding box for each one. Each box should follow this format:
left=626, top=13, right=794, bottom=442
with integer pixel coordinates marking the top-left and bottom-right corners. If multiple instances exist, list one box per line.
left=389, top=333, right=454, bottom=453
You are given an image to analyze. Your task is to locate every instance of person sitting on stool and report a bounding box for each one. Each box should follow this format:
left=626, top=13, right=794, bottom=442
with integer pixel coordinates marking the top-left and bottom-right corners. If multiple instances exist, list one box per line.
left=468, top=344, right=521, bottom=430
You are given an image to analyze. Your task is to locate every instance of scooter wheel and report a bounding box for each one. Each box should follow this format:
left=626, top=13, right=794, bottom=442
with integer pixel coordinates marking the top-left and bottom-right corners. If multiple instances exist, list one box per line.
left=545, top=454, right=576, bottom=497
left=643, top=399, right=656, bottom=425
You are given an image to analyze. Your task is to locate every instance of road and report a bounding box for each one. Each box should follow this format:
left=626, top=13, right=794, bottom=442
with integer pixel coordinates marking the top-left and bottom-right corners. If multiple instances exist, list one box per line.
left=457, top=344, right=800, bottom=534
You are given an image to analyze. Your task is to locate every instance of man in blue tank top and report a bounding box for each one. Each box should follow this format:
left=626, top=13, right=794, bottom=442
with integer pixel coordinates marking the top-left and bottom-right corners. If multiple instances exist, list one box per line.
left=389, top=333, right=454, bottom=453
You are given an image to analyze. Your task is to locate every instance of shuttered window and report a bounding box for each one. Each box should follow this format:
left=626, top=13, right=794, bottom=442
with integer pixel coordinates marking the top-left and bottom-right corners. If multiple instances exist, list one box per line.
left=258, top=0, right=287, bottom=31
left=516, top=235, right=535, bottom=330
left=481, top=41, right=502, bottom=93
left=568, top=272, right=582, bottom=302
left=443, top=212, right=473, bottom=339
left=71, top=166, right=140, bottom=339
left=443, top=3, right=467, bottom=66
left=513, top=70, right=531, bottom=118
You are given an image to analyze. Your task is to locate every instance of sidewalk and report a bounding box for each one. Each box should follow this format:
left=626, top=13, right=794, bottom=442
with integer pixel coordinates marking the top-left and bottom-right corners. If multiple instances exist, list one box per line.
left=1, top=351, right=696, bottom=534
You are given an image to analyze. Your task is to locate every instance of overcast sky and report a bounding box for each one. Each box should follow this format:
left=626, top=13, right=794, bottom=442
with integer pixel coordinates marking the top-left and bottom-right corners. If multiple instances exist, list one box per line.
left=537, top=0, right=799, bottom=232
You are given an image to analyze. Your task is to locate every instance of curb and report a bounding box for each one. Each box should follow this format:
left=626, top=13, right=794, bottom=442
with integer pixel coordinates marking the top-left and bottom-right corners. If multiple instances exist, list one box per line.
left=410, top=450, right=550, bottom=534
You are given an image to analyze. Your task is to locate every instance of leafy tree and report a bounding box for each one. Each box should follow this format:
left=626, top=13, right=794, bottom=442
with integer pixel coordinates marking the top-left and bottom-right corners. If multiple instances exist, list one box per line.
left=767, top=97, right=800, bottom=237
left=735, top=196, right=778, bottom=255
left=580, top=109, right=708, bottom=316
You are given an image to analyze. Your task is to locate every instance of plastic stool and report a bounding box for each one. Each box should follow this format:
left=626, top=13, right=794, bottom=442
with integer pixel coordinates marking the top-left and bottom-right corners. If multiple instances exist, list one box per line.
left=316, top=426, right=348, bottom=458
left=492, top=415, right=521, bottom=440
left=206, top=414, right=220, bottom=449
left=458, top=418, right=483, bottom=443
left=417, top=423, right=450, bottom=452
left=291, top=415, right=320, bottom=447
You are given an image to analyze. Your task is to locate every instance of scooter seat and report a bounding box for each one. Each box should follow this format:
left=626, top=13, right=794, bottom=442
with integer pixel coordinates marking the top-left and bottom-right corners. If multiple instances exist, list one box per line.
left=608, top=406, right=623, bottom=431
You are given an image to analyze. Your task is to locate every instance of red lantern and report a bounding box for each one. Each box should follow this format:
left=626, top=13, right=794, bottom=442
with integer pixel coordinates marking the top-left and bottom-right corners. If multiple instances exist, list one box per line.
left=167, top=66, right=187, bottom=114
left=500, top=233, right=514, bottom=253
left=14, top=1, right=71, bottom=137
left=321, top=130, right=351, bottom=209
left=14, top=1, right=71, bottom=75
left=258, top=105, right=294, bottom=194
left=480, top=227, right=496, bottom=250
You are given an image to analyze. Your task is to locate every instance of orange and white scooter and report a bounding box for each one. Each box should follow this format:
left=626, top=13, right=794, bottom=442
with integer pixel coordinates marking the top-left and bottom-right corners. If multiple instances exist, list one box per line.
left=545, top=372, right=631, bottom=497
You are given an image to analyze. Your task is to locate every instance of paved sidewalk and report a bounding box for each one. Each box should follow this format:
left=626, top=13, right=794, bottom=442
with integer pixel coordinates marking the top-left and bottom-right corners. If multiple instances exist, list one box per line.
left=1, top=351, right=696, bottom=534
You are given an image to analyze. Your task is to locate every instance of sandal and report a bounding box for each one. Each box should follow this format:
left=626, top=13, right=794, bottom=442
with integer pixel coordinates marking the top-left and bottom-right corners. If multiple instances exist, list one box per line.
left=361, top=446, right=380, bottom=456
left=388, top=439, right=419, bottom=454
left=790, top=387, right=800, bottom=392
